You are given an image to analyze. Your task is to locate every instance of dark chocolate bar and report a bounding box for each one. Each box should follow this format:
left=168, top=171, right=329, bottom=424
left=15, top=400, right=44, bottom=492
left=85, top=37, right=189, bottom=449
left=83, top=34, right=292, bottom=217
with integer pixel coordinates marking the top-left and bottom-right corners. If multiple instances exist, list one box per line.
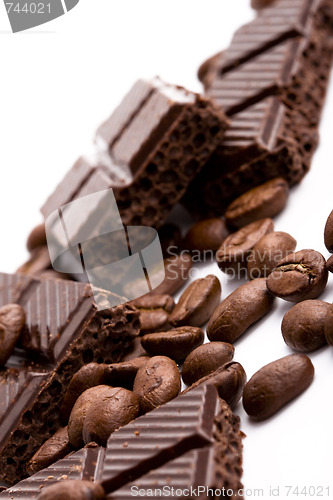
left=41, top=78, right=228, bottom=229
left=185, top=0, right=333, bottom=216
left=182, top=97, right=318, bottom=215
left=0, top=272, right=140, bottom=485
left=0, top=386, right=244, bottom=499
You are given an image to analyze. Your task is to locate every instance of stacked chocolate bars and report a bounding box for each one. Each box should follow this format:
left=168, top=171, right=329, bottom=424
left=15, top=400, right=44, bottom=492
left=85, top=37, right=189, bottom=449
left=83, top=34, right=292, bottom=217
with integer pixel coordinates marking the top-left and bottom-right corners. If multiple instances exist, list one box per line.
left=39, top=1, right=333, bottom=231
left=0, top=0, right=333, bottom=497
left=183, top=0, right=333, bottom=215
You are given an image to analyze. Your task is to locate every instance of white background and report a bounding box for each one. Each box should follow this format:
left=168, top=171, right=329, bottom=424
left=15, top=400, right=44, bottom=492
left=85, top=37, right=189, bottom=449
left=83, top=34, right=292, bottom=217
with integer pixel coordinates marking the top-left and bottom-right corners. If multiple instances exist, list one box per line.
left=1, top=1, right=333, bottom=497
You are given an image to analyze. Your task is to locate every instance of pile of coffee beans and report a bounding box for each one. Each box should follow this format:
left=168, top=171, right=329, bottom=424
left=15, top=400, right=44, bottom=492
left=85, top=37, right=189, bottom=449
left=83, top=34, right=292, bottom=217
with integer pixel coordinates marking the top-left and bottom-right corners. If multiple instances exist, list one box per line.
left=25, top=179, right=333, bottom=479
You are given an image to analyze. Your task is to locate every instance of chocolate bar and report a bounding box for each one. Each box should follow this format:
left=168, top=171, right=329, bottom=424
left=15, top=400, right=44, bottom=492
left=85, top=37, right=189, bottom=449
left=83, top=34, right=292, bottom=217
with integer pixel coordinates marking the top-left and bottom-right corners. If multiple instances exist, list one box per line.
left=207, top=35, right=330, bottom=126
left=182, top=97, right=318, bottom=215
left=41, top=78, right=228, bottom=229
left=184, top=0, right=333, bottom=216
left=0, top=272, right=140, bottom=485
left=0, top=386, right=244, bottom=499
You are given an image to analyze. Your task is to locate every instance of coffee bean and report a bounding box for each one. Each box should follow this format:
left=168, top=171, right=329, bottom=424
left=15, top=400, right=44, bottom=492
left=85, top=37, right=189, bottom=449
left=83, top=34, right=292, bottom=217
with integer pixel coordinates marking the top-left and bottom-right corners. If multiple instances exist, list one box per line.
left=16, top=246, right=51, bottom=276
left=243, top=354, right=314, bottom=420
left=182, top=361, right=247, bottom=409
left=27, top=427, right=72, bottom=475
left=133, top=356, right=181, bottom=412
left=207, top=278, right=274, bottom=343
left=0, top=304, right=26, bottom=366
left=105, top=356, right=150, bottom=389
left=181, top=342, right=235, bottom=386
left=130, top=294, right=175, bottom=333
left=324, top=304, right=333, bottom=346
left=282, top=300, right=330, bottom=352
left=26, top=223, right=47, bottom=252
left=216, top=218, right=274, bottom=275
left=184, top=218, right=229, bottom=254
left=141, top=327, right=204, bottom=362
left=61, top=363, right=108, bottom=423
left=266, top=249, right=328, bottom=302
left=247, top=231, right=297, bottom=279
left=151, top=253, right=192, bottom=296
left=326, top=254, right=333, bottom=273
left=169, top=275, right=221, bottom=327
left=82, top=386, right=140, bottom=446
left=68, top=385, right=140, bottom=448
left=159, top=223, right=182, bottom=257
left=324, top=210, right=333, bottom=252
left=225, top=178, right=289, bottom=229
left=38, top=480, right=105, bottom=500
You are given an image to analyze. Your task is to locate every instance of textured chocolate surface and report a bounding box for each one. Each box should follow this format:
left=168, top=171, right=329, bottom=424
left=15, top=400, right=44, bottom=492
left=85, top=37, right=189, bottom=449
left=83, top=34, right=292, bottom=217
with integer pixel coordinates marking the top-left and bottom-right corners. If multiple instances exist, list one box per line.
left=186, top=0, right=333, bottom=217
left=41, top=78, right=228, bottom=229
left=183, top=97, right=318, bottom=215
left=0, top=272, right=140, bottom=485
left=0, top=386, right=244, bottom=499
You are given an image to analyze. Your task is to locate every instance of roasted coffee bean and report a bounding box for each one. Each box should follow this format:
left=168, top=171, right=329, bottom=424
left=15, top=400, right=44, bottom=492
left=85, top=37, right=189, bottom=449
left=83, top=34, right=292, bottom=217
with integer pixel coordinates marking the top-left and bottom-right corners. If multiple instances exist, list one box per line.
left=27, top=427, right=72, bottom=475
left=243, top=354, right=314, bottom=420
left=0, top=304, right=26, bottom=366
left=266, top=249, right=328, bottom=302
left=133, top=356, right=181, bottom=412
left=159, top=223, right=183, bottom=257
left=247, top=231, right=297, bottom=279
left=181, top=342, right=235, bottom=386
left=105, top=356, right=150, bottom=389
left=225, top=178, right=289, bottom=229
left=26, top=223, right=47, bottom=252
left=82, top=386, right=140, bottom=446
left=141, top=327, right=204, bottom=362
left=324, top=210, right=333, bottom=252
left=184, top=218, right=229, bottom=254
left=38, top=480, right=105, bottom=500
left=182, top=361, right=246, bottom=409
left=130, top=294, right=175, bottom=333
left=151, top=253, right=192, bottom=296
left=169, top=275, right=221, bottom=327
left=326, top=254, right=333, bottom=273
left=207, top=278, right=274, bottom=343
left=16, top=245, right=51, bottom=276
left=68, top=385, right=140, bottom=448
left=216, top=218, right=274, bottom=274
left=282, top=300, right=330, bottom=352
left=61, top=363, right=108, bottom=423
left=324, top=304, right=333, bottom=345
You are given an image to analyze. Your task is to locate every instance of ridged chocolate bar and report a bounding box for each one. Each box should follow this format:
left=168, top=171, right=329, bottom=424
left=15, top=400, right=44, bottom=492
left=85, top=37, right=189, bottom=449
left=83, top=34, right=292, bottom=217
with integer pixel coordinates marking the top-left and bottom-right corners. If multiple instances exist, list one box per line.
left=41, top=78, right=228, bottom=229
left=0, top=272, right=140, bottom=485
left=0, top=386, right=244, bottom=499
left=182, top=97, right=318, bottom=215
left=184, top=0, right=333, bottom=217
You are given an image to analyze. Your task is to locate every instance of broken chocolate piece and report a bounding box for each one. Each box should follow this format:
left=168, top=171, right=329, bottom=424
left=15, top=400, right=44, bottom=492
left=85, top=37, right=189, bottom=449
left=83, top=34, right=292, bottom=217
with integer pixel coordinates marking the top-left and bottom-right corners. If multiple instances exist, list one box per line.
left=0, top=272, right=140, bottom=485
left=0, top=386, right=244, bottom=499
left=41, top=78, right=228, bottom=229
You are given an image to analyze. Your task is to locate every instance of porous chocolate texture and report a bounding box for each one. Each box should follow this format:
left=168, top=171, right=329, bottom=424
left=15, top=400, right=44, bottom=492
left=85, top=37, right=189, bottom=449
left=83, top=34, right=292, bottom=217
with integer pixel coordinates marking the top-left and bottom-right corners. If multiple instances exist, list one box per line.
left=182, top=97, right=318, bottom=215
left=185, top=0, right=333, bottom=217
left=41, top=78, right=228, bottom=229
left=0, top=386, right=244, bottom=499
left=0, top=272, right=140, bottom=485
